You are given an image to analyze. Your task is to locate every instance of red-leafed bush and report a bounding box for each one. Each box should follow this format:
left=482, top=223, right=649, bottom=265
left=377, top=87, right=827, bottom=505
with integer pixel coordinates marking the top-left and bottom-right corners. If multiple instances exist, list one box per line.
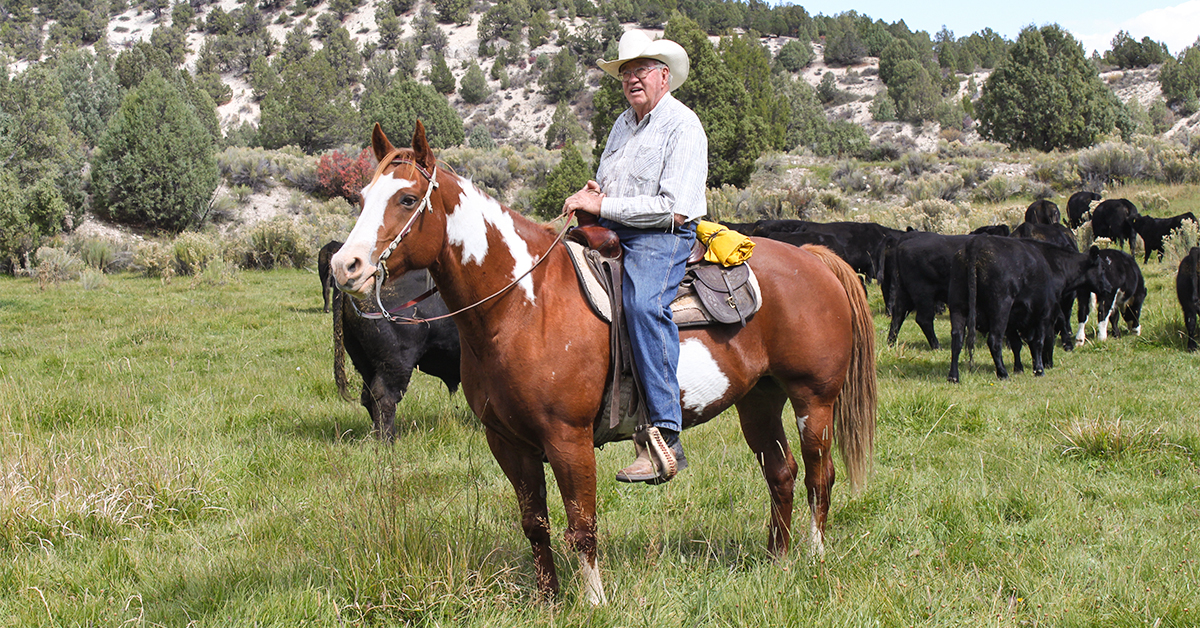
left=316, top=148, right=375, bottom=205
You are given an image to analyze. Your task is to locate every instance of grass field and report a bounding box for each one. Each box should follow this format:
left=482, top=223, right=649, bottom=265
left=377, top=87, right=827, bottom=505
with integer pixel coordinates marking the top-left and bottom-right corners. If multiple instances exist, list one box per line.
left=2, top=262, right=1198, bottom=627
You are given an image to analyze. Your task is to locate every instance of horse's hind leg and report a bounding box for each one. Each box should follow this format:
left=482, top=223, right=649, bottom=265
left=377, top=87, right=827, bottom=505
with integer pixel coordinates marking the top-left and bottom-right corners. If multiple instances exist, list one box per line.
left=735, top=384, right=799, bottom=556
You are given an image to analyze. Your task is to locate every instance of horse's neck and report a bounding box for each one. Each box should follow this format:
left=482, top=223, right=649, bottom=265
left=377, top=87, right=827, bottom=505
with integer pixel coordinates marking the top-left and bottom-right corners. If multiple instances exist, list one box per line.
left=430, top=179, right=562, bottom=339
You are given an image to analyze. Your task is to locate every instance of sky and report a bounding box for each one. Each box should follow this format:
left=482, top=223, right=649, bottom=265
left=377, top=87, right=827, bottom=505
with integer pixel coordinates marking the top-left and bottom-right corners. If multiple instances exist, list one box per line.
left=788, top=0, right=1200, bottom=56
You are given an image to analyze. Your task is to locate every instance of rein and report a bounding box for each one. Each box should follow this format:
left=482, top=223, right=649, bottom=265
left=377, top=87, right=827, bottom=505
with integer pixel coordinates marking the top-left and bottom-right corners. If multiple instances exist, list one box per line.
left=358, top=155, right=577, bottom=325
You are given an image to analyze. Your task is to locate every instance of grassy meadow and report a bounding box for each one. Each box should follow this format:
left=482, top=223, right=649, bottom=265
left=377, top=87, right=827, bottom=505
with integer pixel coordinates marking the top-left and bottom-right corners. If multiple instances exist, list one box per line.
left=1, top=257, right=1199, bottom=626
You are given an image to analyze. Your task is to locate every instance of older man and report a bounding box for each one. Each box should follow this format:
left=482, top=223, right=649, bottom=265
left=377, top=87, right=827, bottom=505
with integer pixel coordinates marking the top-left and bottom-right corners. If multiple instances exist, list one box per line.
left=563, top=30, right=708, bottom=484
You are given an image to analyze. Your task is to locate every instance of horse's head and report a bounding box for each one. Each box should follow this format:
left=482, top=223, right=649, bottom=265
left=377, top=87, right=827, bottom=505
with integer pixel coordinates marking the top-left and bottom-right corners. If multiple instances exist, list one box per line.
left=331, top=121, right=448, bottom=298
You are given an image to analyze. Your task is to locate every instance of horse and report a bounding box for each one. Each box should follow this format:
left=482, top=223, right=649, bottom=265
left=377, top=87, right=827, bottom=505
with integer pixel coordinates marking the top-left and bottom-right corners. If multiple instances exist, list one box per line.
left=330, top=121, right=877, bottom=604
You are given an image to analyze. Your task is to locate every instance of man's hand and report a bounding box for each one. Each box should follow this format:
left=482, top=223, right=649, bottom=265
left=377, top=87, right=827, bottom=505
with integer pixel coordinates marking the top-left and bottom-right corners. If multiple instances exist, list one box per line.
left=563, top=180, right=604, bottom=216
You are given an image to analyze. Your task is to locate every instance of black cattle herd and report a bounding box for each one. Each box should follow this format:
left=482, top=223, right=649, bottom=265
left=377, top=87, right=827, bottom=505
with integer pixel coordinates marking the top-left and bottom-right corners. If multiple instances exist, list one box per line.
left=318, top=193, right=1200, bottom=432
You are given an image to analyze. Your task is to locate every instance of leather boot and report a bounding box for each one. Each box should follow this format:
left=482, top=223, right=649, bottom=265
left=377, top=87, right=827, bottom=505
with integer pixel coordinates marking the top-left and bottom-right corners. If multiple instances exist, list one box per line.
left=615, top=426, right=685, bottom=484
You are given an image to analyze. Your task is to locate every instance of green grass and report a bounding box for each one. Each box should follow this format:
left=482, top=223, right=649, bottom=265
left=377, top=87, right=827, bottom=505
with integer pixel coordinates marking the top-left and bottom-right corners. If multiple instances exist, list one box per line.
left=2, top=266, right=1198, bottom=626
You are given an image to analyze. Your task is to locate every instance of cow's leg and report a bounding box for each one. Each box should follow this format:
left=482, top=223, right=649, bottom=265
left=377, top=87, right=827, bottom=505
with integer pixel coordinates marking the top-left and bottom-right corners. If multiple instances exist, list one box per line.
left=914, top=303, right=940, bottom=350
left=886, top=301, right=909, bottom=346
left=1099, top=290, right=1123, bottom=341
left=542, top=428, right=606, bottom=605
left=1075, top=292, right=1094, bottom=347
left=1007, top=328, right=1024, bottom=374
left=486, top=428, right=561, bottom=599
left=736, top=385, right=802, bottom=555
left=948, top=308, right=965, bottom=383
left=367, top=374, right=404, bottom=441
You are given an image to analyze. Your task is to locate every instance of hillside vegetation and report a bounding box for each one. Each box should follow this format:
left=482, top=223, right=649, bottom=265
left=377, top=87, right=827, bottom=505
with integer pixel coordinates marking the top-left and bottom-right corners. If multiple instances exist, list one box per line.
left=2, top=0, right=1200, bottom=275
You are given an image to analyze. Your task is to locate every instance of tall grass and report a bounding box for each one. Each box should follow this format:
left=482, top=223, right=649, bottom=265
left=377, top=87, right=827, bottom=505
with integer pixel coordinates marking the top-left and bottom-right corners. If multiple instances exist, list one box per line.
left=1, top=266, right=1197, bottom=626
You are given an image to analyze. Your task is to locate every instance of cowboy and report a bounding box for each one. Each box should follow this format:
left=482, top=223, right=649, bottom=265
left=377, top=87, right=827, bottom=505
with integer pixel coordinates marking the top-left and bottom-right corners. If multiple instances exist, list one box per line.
left=563, top=30, right=708, bottom=484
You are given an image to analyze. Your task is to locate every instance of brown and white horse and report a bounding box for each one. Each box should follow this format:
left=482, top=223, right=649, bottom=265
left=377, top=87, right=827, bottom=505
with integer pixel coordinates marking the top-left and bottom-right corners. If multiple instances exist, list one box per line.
left=331, top=122, right=877, bottom=604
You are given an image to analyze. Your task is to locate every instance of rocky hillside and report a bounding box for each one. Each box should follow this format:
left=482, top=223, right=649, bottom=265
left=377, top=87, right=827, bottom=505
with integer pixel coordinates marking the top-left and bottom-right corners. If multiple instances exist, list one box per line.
left=91, top=0, right=1200, bottom=152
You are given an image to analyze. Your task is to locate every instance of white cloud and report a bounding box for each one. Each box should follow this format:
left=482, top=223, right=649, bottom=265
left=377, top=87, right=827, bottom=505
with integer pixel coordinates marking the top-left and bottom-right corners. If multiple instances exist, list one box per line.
left=1076, top=0, right=1200, bottom=55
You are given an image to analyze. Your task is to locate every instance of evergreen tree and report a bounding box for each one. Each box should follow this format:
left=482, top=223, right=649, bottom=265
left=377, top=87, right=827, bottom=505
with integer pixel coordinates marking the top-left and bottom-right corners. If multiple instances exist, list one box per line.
left=544, top=100, right=586, bottom=149
left=888, top=59, right=938, bottom=122
left=539, top=48, right=583, bottom=103
left=774, top=39, right=812, bottom=72
left=1160, top=43, right=1200, bottom=115
left=427, top=51, right=455, bottom=94
left=90, top=70, right=219, bottom=233
left=1105, top=31, right=1171, bottom=69
left=55, top=49, right=123, bottom=147
left=459, top=60, right=490, bottom=104
left=259, top=52, right=360, bottom=153
left=376, top=5, right=401, bottom=49
left=977, top=24, right=1123, bottom=151
left=435, top=0, right=471, bottom=24
left=531, top=142, right=590, bottom=219
left=322, top=27, right=362, bottom=88
left=360, top=78, right=464, bottom=148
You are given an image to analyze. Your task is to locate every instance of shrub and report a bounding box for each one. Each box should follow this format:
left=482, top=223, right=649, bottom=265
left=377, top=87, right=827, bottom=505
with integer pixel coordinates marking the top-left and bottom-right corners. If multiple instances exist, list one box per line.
left=171, top=231, right=223, bottom=275
left=1076, top=142, right=1149, bottom=184
left=239, top=218, right=311, bottom=269
left=216, top=147, right=280, bottom=192
left=973, top=175, right=1024, bottom=203
left=904, top=172, right=964, bottom=203
left=1030, top=153, right=1078, bottom=190
left=910, top=199, right=967, bottom=234
left=775, top=40, right=812, bottom=72
left=316, top=148, right=374, bottom=205
left=133, top=240, right=176, bottom=280
left=1162, top=219, right=1200, bottom=267
left=869, top=91, right=897, bottom=121
left=76, top=238, right=117, bottom=271
left=892, top=151, right=938, bottom=177
left=1134, top=191, right=1170, bottom=214
left=80, top=268, right=107, bottom=290
left=34, top=247, right=84, bottom=286
left=531, top=143, right=590, bottom=220
left=953, top=159, right=992, bottom=188
left=190, top=257, right=240, bottom=287
left=832, top=160, right=870, bottom=193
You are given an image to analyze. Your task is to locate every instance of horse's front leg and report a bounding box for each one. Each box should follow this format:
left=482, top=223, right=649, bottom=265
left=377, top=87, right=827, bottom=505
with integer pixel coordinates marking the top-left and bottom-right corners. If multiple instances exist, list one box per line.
left=485, top=429, right=558, bottom=598
left=543, top=429, right=606, bottom=605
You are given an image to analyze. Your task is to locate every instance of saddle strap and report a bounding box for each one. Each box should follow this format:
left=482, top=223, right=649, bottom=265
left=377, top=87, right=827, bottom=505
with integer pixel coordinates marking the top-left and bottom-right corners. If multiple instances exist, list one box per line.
left=596, top=256, right=646, bottom=430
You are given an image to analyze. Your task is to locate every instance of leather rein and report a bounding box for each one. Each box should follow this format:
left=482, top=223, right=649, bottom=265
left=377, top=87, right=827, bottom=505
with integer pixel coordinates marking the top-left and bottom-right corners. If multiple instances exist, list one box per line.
left=352, top=155, right=576, bottom=325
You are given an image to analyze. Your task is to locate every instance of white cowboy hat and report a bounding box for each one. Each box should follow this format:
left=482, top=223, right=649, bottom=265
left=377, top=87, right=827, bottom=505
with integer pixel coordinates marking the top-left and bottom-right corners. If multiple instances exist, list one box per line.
left=596, top=30, right=689, bottom=91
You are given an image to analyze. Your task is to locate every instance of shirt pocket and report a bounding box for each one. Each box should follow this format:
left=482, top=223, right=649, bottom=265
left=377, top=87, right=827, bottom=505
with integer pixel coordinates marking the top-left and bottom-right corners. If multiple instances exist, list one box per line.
left=630, top=144, right=664, bottom=190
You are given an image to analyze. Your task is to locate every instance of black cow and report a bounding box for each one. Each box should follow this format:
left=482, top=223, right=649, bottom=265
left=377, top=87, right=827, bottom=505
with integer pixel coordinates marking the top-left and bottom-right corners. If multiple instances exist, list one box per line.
left=971, top=224, right=1011, bottom=236
left=1073, top=249, right=1145, bottom=346
left=1024, top=199, right=1062, bottom=225
left=878, top=231, right=969, bottom=348
left=751, top=219, right=906, bottom=283
left=318, top=240, right=342, bottom=313
left=947, top=236, right=1109, bottom=382
left=1012, top=221, right=1081, bottom=349
left=1067, top=191, right=1103, bottom=228
left=1178, top=247, right=1200, bottom=351
left=1130, top=212, right=1198, bottom=263
left=332, top=269, right=461, bottom=440
left=1011, top=221, right=1077, bottom=252
left=1090, top=199, right=1139, bottom=254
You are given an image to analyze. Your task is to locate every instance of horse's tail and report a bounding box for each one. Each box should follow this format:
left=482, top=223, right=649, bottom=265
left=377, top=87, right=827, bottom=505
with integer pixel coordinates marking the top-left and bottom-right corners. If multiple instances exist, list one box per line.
left=803, top=244, right=877, bottom=493
left=332, top=289, right=356, bottom=403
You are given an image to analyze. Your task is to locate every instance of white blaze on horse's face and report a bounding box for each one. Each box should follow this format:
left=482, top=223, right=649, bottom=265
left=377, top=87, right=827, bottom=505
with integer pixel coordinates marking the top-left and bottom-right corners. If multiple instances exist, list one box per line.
left=677, top=338, right=731, bottom=414
left=444, top=180, right=538, bottom=303
left=340, top=172, right=417, bottom=283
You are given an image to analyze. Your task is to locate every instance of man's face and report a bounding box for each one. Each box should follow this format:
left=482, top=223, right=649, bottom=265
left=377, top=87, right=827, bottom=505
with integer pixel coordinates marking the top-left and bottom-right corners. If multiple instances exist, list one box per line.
left=619, top=59, right=670, bottom=117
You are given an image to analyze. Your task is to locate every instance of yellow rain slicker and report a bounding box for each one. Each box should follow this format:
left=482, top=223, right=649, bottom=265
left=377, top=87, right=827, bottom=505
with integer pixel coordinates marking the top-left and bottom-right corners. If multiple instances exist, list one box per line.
left=696, top=220, right=755, bottom=266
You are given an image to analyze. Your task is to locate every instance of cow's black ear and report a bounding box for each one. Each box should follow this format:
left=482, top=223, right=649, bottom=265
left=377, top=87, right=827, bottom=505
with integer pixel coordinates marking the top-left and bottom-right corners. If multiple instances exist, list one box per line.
left=1089, top=245, right=1101, bottom=260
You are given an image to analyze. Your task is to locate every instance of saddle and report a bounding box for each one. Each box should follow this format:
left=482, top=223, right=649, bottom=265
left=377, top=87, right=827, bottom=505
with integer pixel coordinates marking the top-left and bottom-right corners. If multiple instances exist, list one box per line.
left=564, top=223, right=761, bottom=445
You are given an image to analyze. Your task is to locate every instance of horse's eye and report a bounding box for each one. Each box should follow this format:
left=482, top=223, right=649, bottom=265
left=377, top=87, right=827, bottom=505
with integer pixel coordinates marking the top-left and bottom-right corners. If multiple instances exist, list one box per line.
left=399, top=194, right=418, bottom=207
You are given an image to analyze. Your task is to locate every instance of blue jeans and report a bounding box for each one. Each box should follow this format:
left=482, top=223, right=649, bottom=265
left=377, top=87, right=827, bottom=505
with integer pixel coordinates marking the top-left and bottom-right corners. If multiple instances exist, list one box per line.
left=602, top=220, right=695, bottom=434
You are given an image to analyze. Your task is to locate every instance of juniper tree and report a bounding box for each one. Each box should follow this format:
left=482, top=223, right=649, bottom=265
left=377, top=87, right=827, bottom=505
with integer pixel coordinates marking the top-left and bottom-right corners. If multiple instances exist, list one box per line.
left=90, top=71, right=219, bottom=233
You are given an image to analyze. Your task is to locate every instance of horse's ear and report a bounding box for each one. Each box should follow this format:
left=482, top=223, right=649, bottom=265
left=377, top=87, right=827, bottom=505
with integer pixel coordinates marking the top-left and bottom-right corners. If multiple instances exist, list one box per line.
left=372, top=123, right=394, bottom=162
left=412, top=119, right=435, bottom=172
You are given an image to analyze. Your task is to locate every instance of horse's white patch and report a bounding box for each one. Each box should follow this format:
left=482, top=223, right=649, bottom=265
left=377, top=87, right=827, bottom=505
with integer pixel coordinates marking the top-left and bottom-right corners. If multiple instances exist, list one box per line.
left=810, top=516, right=826, bottom=557
left=445, top=181, right=537, bottom=303
left=579, top=553, right=607, bottom=605
left=677, top=339, right=730, bottom=413
left=796, top=414, right=809, bottom=443
left=344, top=172, right=415, bottom=263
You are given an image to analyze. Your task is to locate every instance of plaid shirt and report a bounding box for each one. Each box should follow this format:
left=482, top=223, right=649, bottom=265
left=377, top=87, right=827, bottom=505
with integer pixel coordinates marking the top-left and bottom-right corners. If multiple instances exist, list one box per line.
left=596, top=93, right=708, bottom=230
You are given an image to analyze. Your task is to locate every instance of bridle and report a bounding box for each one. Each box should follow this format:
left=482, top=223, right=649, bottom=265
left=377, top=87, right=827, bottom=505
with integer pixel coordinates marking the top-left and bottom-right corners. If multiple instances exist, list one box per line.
left=353, top=154, right=575, bottom=325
